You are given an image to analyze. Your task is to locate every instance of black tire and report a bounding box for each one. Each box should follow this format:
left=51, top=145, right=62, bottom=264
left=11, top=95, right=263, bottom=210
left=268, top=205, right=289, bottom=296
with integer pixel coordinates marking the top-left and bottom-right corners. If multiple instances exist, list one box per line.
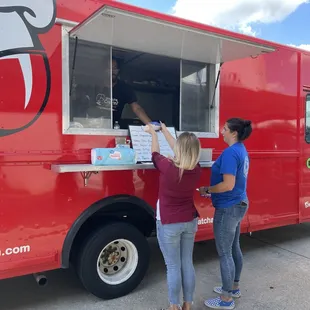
left=76, top=222, right=150, bottom=300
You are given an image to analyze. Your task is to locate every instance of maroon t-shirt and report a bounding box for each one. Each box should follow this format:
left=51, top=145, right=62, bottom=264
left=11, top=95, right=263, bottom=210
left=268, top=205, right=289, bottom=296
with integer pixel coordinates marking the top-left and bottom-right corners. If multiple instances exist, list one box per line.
left=152, top=152, right=201, bottom=224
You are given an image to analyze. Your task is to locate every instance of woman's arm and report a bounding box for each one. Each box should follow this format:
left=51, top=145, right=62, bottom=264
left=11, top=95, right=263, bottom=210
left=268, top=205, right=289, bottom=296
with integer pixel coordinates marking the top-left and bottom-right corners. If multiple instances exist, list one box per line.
left=202, top=174, right=235, bottom=194
left=144, top=124, right=170, bottom=173
left=151, top=131, right=160, bottom=153
left=199, top=149, right=237, bottom=194
left=144, top=124, right=160, bottom=153
left=160, top=122, right=175, bottom=150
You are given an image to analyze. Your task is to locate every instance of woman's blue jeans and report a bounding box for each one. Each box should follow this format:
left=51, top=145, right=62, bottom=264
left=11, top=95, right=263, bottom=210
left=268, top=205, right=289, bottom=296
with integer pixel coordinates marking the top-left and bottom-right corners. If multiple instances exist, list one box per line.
left=156, top=218, right=198, bottom=305
left=213, top=202, right=249, bottom=298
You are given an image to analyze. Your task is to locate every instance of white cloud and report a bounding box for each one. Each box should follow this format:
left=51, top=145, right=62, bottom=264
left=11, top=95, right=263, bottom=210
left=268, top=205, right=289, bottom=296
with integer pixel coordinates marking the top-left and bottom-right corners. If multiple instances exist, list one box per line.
left=287, top=43, right=310, bottom=51
left=171, top=0, right=309, bottom=36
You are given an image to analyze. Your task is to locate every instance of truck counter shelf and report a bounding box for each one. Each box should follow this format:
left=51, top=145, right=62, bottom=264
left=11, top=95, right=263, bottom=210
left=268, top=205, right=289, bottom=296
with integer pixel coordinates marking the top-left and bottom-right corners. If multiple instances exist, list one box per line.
left=50, top=161, right=215, bottom=186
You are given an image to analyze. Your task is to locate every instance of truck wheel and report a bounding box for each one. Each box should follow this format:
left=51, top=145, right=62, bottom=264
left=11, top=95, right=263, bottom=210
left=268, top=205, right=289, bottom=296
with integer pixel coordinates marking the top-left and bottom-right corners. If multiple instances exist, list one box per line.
left=76, top=222, right=150, bottom=300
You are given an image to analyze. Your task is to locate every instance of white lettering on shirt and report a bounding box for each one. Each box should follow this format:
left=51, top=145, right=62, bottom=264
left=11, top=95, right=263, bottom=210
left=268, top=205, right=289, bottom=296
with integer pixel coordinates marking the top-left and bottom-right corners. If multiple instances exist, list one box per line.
left=95, top=93, right=119, bottom=111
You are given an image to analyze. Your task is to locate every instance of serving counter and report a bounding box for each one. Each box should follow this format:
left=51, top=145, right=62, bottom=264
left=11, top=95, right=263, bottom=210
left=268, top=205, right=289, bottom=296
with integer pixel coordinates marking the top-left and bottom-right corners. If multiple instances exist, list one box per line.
left=50, top=161, right=214, bottom=186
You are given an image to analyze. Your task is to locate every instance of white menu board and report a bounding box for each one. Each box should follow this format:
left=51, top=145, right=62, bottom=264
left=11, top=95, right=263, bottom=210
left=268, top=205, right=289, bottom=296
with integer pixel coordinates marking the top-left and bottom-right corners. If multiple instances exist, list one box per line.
left=129, top=125, right=177, bottom=162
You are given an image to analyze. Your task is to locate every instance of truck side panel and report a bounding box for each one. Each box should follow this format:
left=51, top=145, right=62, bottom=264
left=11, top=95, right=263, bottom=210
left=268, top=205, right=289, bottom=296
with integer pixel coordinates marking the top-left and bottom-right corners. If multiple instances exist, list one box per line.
left=300, top=53, right=310, bottom=221
left=0, top=0, right=305, bottom=283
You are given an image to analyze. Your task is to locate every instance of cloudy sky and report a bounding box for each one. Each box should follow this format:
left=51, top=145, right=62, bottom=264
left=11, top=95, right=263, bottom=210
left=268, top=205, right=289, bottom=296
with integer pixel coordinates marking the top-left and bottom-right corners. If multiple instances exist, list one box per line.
left=118, top=0, right=310, bottom=51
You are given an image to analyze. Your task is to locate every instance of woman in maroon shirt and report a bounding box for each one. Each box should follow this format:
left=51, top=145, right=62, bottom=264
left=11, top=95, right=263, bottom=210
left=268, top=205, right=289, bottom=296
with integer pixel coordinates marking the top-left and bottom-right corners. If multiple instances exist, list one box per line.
left=144, top=123, right=201, bottom=310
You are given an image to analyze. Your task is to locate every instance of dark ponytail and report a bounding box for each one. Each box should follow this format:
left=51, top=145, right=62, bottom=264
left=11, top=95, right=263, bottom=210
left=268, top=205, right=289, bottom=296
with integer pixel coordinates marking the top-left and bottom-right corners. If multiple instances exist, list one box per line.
left=226, top=118, right=252, bottom=141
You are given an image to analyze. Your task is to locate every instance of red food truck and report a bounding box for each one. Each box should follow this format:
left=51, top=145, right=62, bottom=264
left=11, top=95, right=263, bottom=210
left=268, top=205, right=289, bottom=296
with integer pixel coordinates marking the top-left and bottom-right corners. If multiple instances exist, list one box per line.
left=1, top=0, right=310, bottom=300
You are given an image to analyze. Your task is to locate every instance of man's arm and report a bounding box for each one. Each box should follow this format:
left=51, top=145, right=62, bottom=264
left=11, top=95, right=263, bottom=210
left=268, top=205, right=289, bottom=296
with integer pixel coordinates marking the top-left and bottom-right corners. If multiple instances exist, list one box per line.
left=123, top=82, right=152, bottom=125
left=131, top=102, right=152, bottom=125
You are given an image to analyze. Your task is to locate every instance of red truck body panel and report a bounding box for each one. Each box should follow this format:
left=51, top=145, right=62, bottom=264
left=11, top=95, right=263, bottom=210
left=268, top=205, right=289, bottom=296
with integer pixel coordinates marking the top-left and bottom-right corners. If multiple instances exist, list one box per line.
left=0, top=0, right=310, bottom=290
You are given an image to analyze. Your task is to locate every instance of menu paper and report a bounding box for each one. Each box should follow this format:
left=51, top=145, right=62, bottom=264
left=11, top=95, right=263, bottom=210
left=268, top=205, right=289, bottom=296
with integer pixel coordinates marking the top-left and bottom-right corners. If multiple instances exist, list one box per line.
left=128, top=125, right=177, bottom=162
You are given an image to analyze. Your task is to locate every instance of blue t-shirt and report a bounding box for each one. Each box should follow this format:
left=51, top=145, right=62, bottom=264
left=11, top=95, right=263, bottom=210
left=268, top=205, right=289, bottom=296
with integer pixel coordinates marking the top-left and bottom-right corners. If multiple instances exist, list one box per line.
left=210, top=142, right=249, bottom=208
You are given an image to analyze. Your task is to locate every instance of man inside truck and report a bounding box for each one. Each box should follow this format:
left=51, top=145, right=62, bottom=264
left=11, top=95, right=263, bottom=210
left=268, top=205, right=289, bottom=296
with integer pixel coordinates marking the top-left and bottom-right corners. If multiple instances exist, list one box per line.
left=86, top=57, right=152, bottom=129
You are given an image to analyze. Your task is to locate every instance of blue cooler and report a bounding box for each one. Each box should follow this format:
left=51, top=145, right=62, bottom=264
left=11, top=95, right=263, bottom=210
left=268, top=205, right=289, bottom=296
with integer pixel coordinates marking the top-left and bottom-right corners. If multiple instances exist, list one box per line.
left=91, top=147, right=137, bottom=166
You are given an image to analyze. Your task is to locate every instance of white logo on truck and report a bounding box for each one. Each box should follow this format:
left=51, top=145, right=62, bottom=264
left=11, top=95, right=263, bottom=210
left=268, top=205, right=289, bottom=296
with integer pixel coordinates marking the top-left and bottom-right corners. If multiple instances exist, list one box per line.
left=305, top=201, right=310, bottom=208
left=0, top=245, right=31, bottom=256
left=198, top=217, right=213, bottom=225
left=0, top=0, right=56, bottom=110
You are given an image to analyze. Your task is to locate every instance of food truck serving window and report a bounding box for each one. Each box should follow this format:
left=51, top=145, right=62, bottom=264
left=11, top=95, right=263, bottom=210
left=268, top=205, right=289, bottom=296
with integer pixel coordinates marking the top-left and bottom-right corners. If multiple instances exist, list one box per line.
left=61, top=5, right=275, bottom=137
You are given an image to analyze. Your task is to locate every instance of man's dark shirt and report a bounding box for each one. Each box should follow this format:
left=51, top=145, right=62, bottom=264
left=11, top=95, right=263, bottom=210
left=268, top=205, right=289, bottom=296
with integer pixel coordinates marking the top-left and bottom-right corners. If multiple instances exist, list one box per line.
left=86, top=80, right=137, bottom=122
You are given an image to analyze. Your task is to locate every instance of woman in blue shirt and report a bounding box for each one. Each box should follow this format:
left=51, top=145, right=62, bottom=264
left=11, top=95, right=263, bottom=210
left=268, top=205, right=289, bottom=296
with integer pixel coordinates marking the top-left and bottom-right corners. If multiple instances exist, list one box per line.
left=199, top=118, right=252, bottom=310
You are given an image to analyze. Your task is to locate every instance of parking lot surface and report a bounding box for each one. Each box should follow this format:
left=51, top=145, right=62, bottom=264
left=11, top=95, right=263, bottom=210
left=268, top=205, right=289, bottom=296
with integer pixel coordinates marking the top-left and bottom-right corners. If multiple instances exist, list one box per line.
left=2, top=223, right=310, bottom=310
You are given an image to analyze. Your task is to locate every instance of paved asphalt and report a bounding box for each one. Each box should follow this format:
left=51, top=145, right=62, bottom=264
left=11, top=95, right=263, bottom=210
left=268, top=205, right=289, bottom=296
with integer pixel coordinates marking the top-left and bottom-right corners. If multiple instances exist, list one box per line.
left=2, top=223, right=310, bottom=310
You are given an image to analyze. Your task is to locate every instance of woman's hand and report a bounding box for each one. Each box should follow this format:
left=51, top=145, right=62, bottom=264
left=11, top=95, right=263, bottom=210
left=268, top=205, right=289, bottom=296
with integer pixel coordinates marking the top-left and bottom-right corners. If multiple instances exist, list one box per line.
left=144, top=124, right=156, bottom=135
left=160, top=121, right=167, bottom=132
left=199, top=186, right=207, bottom=195
left=198, top=186, right=211, bottom=198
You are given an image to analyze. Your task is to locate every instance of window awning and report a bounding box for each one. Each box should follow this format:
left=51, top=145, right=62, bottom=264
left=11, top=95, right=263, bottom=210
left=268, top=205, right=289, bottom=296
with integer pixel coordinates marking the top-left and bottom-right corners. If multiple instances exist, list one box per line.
left=69, top=2, right=276, bottom=64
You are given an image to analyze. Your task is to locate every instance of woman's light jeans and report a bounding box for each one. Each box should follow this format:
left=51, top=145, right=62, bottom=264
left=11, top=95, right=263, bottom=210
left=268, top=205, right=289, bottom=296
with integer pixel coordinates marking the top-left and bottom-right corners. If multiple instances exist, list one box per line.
left=156, top=218, right=198, bottom=306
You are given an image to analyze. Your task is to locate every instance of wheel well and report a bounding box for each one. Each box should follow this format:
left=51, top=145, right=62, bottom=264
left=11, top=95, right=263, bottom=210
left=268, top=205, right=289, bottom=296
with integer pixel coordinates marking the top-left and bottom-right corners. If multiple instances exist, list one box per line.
left=68, top=201, right=155, bottom=266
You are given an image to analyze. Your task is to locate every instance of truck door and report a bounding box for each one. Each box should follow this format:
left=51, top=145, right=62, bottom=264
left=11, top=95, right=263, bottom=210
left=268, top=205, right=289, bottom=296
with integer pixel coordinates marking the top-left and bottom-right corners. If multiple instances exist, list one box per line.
left=300, top=53, right=310, bottom=221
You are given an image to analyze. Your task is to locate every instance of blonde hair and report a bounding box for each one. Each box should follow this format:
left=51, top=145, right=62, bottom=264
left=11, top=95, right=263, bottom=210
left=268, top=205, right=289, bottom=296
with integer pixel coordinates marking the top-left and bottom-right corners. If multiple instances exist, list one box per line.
left=171, top=132, right=201, bottom=180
